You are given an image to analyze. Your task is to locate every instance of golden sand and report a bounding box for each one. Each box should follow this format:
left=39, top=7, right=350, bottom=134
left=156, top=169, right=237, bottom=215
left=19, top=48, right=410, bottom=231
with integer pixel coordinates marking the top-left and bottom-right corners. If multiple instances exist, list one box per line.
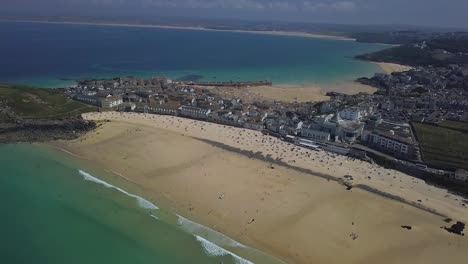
left=374, top=62, right=413, bottom=74
left=203, top=82, right=377, bottom=103
left=52, top=112, right=468, bottom=264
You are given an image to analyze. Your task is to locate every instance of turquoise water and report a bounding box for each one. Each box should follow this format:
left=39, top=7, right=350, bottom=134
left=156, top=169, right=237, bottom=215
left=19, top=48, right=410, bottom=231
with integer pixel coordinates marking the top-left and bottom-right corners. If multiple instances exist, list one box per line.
left=0, top=21, right=385, bottom=87
left=0, top=144, right=282, bottom=264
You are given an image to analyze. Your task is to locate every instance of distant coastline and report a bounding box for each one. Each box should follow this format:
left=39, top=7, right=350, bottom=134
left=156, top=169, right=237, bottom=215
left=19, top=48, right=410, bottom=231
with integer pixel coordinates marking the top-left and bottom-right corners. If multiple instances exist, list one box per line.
left=0, top=19, right=356, bottom=41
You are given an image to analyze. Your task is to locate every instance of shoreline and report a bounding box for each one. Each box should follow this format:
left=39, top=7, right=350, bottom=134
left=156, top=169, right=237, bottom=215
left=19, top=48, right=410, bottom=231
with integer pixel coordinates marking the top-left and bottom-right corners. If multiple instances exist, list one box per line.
left=0, top=19, right=356, bottom=41
left=51, top=112, right=468, bottom=264
left=204, top=81, right=378, bottom=103
left=372, top=62, right=413, bottom=74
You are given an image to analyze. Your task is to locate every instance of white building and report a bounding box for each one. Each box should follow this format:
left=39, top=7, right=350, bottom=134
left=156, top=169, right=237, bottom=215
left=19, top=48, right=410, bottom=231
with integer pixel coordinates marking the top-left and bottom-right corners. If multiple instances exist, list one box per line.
left=179, top=106, right=211, bottom=120
left=339, top=107, right=362, bottom=121
left=297, top=114, right=363, bottom=143
left=74, top=94, right=100, bottom=106
left=367, top=132, right=409, bottom=155
left=339, top=105, right=374, bottom=121
left=338, top=120, right=364, bottom=143
left=362, top=129, right=413, bottom=158
left=299, top=127, right=331, bottom=141
left=102, top=96, right=123, bottom=108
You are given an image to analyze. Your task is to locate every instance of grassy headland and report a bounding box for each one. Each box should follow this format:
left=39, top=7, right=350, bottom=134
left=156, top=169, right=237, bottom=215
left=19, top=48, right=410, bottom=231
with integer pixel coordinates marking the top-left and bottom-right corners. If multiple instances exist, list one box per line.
left=0, top=83, right=94, bottom=121
left=356, top=35, right=468, bottom=67
left=0, top=83, right=96, bottom=143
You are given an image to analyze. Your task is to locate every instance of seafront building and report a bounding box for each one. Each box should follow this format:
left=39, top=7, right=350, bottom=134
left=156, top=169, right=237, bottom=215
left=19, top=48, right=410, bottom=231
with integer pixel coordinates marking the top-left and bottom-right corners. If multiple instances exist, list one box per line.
left=101, top=96, right=124, bottom=109
left=297, top=114, right=364, bottom=143
left=65, top=74, right=467, bottom=185
left=179, top=106, right=212, bottom=120
left=339, top=106, right=363, bottom=121
left=361, top=121, right=417, bottom=160
left=74, top=94, right=123, bottom=109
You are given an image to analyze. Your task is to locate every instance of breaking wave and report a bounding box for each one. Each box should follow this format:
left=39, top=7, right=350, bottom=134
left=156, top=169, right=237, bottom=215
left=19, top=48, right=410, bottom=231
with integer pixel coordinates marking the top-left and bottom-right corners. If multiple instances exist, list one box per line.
left=195, top=235, right=254, bottom=264
left=78, top=170, right=158, bottom=210
left=177, top=214, right=244, bottom=247
left=150, top=214, right=159, bottom=220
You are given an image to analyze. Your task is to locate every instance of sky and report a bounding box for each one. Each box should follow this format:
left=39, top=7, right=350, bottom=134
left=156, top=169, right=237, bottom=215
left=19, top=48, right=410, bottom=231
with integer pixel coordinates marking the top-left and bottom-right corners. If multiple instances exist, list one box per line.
left=2, top=0, right=468, bottom=28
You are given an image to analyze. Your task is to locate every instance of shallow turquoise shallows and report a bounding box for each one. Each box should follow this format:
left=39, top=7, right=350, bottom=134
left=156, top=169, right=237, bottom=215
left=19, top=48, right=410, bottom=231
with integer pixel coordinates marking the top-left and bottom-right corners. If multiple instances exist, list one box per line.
left=0, top=21, right=385, bottom=87
left=0, top=144, right=282, bottom=264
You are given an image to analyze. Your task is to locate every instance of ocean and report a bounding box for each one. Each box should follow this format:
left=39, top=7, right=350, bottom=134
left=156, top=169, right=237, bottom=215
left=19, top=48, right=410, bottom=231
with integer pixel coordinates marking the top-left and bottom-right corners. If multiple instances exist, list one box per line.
left=0, top=21, right=387, bottom=263
left=0, top=144, right=283, bottom=264
left=0, top=21, right=385, bottom=87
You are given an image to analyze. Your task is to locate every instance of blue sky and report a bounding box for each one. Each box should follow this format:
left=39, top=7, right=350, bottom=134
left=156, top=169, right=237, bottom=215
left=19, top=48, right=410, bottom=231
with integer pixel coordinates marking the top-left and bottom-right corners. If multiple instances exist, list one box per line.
left=2, top=0, right=467, bottom=28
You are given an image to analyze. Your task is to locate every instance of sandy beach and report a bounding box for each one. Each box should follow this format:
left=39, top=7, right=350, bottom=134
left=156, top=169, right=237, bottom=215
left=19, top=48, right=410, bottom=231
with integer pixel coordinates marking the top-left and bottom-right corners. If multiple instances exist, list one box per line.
left=52, top=112, right=468, bottom=264
left=202, top=81, right=377, bottom=103
left=374, top=62, right=413, bottom=74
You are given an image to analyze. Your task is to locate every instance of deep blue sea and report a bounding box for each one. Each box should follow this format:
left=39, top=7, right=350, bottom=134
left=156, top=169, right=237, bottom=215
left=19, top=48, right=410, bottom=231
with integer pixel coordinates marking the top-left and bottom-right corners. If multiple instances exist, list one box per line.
left=0, top=21, right=385, bottom=87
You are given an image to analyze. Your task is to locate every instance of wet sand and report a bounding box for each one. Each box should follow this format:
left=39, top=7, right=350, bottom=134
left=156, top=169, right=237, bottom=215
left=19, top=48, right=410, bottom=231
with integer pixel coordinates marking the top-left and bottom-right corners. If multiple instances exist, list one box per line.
left=52, top=112, right=468, bottom=264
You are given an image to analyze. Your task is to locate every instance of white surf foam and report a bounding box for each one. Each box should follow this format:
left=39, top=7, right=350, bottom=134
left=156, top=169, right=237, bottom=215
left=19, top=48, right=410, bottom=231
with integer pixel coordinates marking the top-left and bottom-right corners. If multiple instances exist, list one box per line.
left=177, top=214, right=244, bottom=247
left=78, top=170, right=158, bottom=210
left=150, top=214, right=159, bottom=220
left=195, top=235, right=254, bottom=264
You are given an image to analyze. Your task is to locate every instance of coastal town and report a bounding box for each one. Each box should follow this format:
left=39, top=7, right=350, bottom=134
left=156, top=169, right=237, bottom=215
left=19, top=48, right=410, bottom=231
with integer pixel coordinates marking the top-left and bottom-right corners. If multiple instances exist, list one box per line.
left=3, top=12, right=468, bottom=264
left=65, top=64, right=468, bottom=193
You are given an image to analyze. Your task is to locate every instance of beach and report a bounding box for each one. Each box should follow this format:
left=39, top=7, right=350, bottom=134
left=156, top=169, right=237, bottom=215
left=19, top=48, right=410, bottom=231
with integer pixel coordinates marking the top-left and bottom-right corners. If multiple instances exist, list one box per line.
left=52, top=112, right=468, bottom=264
left=374, top=62, right=413, bottom=74
left=199, top=82, right=377, bottom=103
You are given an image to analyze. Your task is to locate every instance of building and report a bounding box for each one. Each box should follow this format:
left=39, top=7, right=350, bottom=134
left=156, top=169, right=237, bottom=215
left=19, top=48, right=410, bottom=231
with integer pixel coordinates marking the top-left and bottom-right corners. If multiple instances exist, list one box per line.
left=101, top=96, right=123, bottom=109
left=339, top=107, right=362, bottom=121
left=145, top=106, right=177, bottom=115
left=298, top=123, right=331, bottom=141
left=243, top=122, right=263, bottom=131
left=74, top=94, right=101, bottom=106
left=361, top=121, right=417, bottom=159
left=294, top=137, right=322, bottom=151
left=319, top=101, right=340, bottom=113
left=454, top=169, right=468, bottom=183
left=297, top=114, right=363, bottom=143
left=337, top=120, right=364, bottom=143
left=178, top=106, right=211, bottom=120
left=123, top=103, right=137, bottom=112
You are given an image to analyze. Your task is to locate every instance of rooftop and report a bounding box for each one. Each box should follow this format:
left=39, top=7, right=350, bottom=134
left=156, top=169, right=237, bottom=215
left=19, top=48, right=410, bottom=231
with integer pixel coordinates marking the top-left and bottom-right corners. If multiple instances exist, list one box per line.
left=367, top=121, right=415, bottom=145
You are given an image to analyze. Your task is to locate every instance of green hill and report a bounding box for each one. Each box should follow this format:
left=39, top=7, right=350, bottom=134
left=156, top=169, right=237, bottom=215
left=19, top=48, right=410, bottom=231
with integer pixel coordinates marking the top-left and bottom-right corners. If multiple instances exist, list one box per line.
left=0, top=84, right=94, bottom=121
